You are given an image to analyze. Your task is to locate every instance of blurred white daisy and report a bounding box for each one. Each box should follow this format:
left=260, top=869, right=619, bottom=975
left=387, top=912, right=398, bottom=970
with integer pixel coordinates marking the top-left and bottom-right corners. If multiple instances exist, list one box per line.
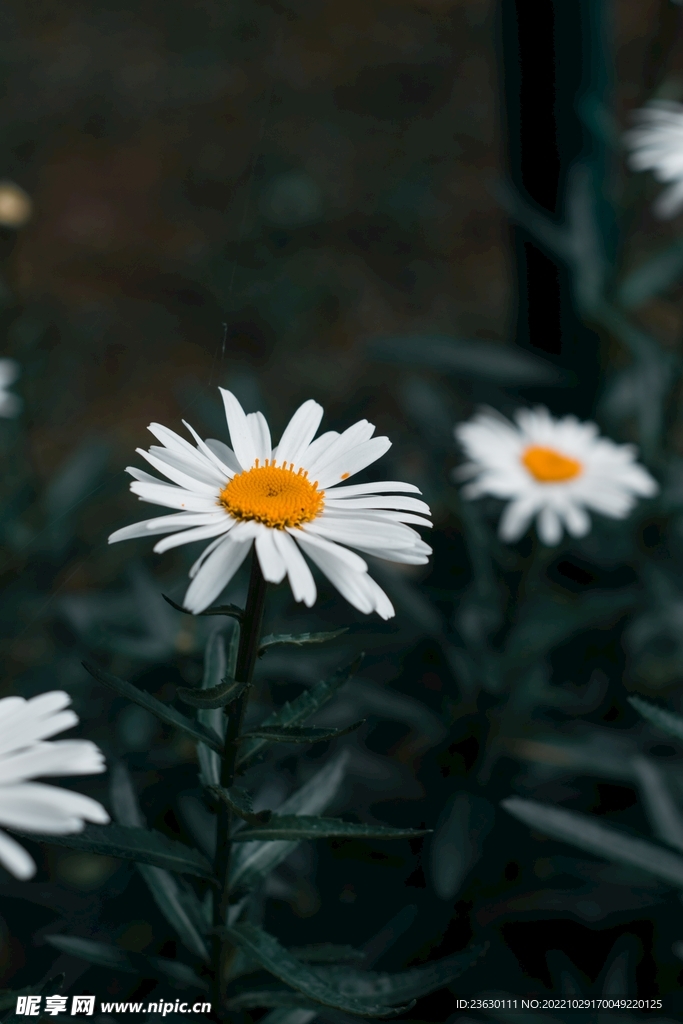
left=0, top=359, right=20, bottom=418
left=454, top=407, right=657, bottom=546
left=624, top=101, right=683, bottom=217
left=0, top=691, right=109, bottom=879
left=109, top=389, right=432, bottom=619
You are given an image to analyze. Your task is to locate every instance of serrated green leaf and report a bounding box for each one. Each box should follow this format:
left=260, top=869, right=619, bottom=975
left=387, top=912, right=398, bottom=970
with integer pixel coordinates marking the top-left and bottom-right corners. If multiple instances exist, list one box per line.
left=231, top=815, right=430, bottom=842
left=210, top=785, right=272, bottom=826
left=224, top=923, right=413, bottom=1017
left=177, top=676, right=247, bottom=709
left=312, top=943, right=487, bottom=1002
left=288, top=944, right=364, bottom=965
left=45, top=935, right=209, bottom=990
left=502, top=796, right=683, bottom=888
left=138, top=865, right=210, bottom=961
left=163, top=594, right=243, bottom=621
left=83, top=662, right=223, bottom=753
left=629, top=696, right=683, bottom=744
left=239, top=722, right=364, bottom=745
left=236, top=656, right=363, bottom=770
left=258, top=629, right=348, bottom=656
left=25, top=823, right=215, bottom=880
left=197, top=627, right=235, bottom=788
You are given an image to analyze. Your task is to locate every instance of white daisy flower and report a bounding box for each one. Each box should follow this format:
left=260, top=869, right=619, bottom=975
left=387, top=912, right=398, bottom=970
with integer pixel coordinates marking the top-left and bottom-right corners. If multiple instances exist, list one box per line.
left=109, top=389, right=432, bottom=619
left=0, top=359, right=20, bottom=418
left=0, top=691, right=109, bottom=879
left=454, top=406, right=657, bottom=546
left=624, top=101, right=683, bottom=218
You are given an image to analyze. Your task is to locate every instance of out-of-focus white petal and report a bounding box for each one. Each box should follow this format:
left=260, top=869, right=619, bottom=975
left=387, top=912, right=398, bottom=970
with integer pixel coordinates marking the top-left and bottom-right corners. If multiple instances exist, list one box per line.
left=0, top=829, right=36, bottom=879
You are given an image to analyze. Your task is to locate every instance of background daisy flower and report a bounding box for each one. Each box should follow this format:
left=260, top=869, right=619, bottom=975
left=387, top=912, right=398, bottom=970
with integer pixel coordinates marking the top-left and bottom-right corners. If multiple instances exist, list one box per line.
left=109, top=389, right=432, bottom=618
left=0, top=691, right=109, bottom=879
left=454, top=406, right=657, bottom=546
left=624, top=100, right=683, bottom=218
left=0, top=358, right=21, bottom=418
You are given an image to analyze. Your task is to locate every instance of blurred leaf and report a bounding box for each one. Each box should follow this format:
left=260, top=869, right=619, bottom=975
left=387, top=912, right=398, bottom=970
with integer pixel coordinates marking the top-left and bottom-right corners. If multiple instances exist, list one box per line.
left=505, top=590, right=636, bottom=667
left=236, top=657, right=363, bottom=769
left=83, top=661, right=223, bottom=753
left=198, top=627, right=234, bottom=788
left=502, top=796, right=683, bottom=887
left=288, top=945, right=365, bottom=965
left=240, top=722, right=364, bottom=745
left=259, top=629, right=349, bottom=655
left=229, top=752, right=349, bottom=891
left=430, top=794, right=494, bottom=900
left=45, top=935, right=136, bottom=973
left=632, top=755, right=683, bottom=852
left=177, top=676, right=247, bottom=709
left=0, top=988, right=41, bottom=1012
left=617, top=238, right=683, bottom=310
left=224, top=923, right=413, bottom=1016
left=232, top=815, right=430, bottom=842
left=29, top=823, right=214, bottom=880
left=163, top=594, right=243, bottom=622
left=368, top=334, right=563, bottom=385
left=629, top=696, right=683, bottom=743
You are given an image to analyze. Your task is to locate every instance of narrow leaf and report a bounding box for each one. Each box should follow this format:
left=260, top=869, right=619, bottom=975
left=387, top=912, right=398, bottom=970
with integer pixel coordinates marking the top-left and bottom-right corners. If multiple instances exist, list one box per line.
left=163, top=594, right=243, bottom=621
left=631, top=755, right=683, bottom=852
left=24, top=823, right=215, bottom=880
left=45, top=935, right=209, bottom=990
left=259, top=629, right=348, bottom=655
left=83, top=662, right=223, bottom=753
left=239, top=722, right=364, bottom=745
left=236, top=657, right=363, bottom=769
left=288, top=945, right=365, bottom=965
left=198, top=627, right=234, bottom=787
left=502, top=796, right=683, bottom=888
left=211, top=785, right=272, bottom=826
left=225, top=923, right=413, bottom=1017
left=138, top=864, right=210, bottom=961
left=629, top=696, right=683, bottom=743
left=177, top=677, right=248, bottom=709
left=231, top=816, right=430, bottom=842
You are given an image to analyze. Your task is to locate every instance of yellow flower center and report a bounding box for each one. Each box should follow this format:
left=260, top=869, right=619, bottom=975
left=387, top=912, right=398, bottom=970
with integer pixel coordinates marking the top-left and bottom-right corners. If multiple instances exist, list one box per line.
left=218, top=460, right=324, bottom=528
left=521, top=445, right=582, bottom=483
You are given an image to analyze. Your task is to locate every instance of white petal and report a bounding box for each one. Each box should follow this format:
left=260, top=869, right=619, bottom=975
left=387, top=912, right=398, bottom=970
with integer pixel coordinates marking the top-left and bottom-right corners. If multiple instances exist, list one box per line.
left=246, top=412, right=272, bottom=464
left=0, top=783, right=109, bottom=833
left=314, top=438, right=392, bottom=490
left=297, top=430, right=340, bottom=468
left=357, top=574, right=395, bottom=620
left=307, top=517, right=421, bottom=550
left=182, top=421, right=236, bottom=478
left=324, top=481, right=420, bottom=497
left=147, top=422, right=201, bottom=459
left=254, top=527, right=287, bottom=583
left=0, top=360, right=19, bottom=386
left=183, top=534, right=254, bottom=613
left=148, top=446, right=226, bottom=486
left=130, top=481, right=219, bottom=512
left=354, top=545, right=430, bottom=565
left=305, top=420, right=376, bottom=479
left=153, top=520, right=234, bottom=554
left=323, top=508, right=433, bottom=529
left=0, top=829, right=35, bottom=879
left=126, top=467, right=161, bottom=484
left=294, top=530, right=368, bottom=572
left=563, top=503, right=591, bottom=538
left=536, top=506, right=563, bottom=545
left=271, top=531, right=317, bottom=606
left=323, top=495, right=431, bottom=515
left=204, top=439, right=242, bottom=474
left=0, top=741, right=106, bottom=785
left=219, top=389, right=259, bottom=470
left=297, top=539, right=374, bottom=614
left=276, top=400, right=325, bottom=468
left=498, top=498, right=538, bottom=543
left=109, top=512, right=224, bottom=544
left=136, top=448, right=218, bottom=495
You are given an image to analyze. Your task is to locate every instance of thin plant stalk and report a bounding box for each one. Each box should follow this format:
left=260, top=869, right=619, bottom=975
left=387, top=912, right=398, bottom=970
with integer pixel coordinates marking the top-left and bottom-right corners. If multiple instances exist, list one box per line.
left=212, top=554, right=267, bottom=1009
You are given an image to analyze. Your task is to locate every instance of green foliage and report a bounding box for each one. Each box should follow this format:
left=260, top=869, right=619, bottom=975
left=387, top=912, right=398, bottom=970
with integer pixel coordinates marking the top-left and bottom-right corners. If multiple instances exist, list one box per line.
left=230, top=815, right=430, bottom=842
left=258, top=629, right=349, bottom=655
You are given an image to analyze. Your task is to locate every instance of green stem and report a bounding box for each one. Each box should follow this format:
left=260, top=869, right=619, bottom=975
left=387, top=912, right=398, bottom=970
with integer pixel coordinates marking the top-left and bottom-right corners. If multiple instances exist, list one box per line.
left=212, top=553, right=267, bottom=1011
